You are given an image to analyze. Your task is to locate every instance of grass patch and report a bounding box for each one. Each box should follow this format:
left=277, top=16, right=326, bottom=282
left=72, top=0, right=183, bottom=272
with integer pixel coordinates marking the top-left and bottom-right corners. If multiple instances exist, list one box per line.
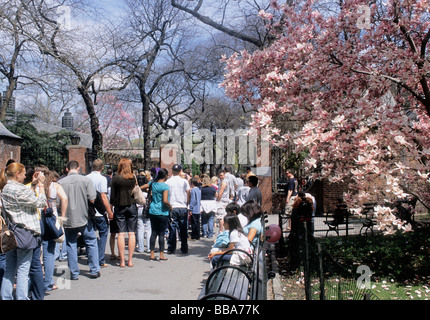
left=277, top=226, right=430, bottom=300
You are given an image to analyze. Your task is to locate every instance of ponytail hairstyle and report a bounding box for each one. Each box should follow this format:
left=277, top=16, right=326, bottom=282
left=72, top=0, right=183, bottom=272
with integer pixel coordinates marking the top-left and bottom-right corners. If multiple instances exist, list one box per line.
left=154, top=168, right=168, bottom=182
left=241, top=200, right=263, bottom=223
left=0, top=162, right=26, bottom=191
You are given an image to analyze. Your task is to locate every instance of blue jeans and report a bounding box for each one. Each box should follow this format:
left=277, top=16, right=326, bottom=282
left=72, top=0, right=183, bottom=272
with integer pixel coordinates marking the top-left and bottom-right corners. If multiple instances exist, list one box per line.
left=54, top=235, right=67, bottom=261
left=0, top=253, right=5, bottom=293
left=211, top=254, right=232, bottom=269
left=64, top=220, right=100, bottom=279
left=93, top=216, right=109, bottom=265
left=43, top=240, right=57, bottom=291
left=29, top=245, right=45, bottom=300
left=201, top=211, right=214, bottom=237
left=168, top=208, right=188, bottom=253
left=1, top=248, right=33, bottom=300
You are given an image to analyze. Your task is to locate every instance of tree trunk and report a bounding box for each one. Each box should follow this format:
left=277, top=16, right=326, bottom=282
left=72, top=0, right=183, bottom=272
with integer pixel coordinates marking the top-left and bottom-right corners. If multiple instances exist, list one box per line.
left=77, top=86, right=104, bottom=159
left=140, top=87, right=151, bottom=170
left=0, top=79, right=16, bottom=121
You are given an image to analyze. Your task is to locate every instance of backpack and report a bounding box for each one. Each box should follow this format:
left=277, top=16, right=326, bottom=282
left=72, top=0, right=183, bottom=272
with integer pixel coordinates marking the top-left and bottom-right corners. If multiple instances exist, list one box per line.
left=142, top=183, right=152, bottom=219
left=298, top=200, right=313, bottom=222
left=88, top=191, right=107, bottom=220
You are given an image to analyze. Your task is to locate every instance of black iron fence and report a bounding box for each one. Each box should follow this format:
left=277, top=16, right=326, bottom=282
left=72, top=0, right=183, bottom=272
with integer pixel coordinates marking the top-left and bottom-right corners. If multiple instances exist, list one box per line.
left=279, top=221, right=380, bottom=300
left=21, top=146, right=68, bottom=174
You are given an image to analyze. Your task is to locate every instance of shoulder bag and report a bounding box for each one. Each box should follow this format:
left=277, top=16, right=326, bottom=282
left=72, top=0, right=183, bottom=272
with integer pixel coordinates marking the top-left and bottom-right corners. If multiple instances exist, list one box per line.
left=1, top=196, right=40, bottom=251
left=42, top=204, right=64, bottom=243
left=132, top=175, right=147, bottom=205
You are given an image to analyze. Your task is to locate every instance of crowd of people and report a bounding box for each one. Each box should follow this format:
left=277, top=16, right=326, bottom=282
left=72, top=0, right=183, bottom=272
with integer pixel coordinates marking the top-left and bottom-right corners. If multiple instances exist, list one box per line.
left=0, top=158, right=267, bottom=300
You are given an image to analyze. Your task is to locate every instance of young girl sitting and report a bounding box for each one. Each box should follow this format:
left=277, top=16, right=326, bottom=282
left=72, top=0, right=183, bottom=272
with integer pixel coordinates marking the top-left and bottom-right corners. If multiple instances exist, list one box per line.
left=208, top=215, right=252, bottom=269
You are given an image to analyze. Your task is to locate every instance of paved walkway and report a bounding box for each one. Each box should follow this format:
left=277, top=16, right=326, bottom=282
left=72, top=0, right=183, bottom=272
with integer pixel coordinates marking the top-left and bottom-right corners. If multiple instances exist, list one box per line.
left=44, top=214, right=281, bottom=300
left=44, top=235, right=215, bottom=300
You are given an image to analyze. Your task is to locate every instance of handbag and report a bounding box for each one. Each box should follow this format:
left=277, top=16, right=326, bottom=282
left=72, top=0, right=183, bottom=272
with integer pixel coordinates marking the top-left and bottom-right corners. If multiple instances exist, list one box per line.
left=132, top=176, right=146, bottom=205
left=1, top=197, right=39, bottom=250
left=8, top=220, right=40, bottom=250
left=42, top=205, right=64, bottom=243
left=0, top=215, right=17, bottom=253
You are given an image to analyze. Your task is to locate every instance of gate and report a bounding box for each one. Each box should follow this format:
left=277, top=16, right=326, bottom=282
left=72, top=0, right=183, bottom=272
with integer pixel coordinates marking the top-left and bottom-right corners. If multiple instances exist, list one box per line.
left=21, top=146, right=68, bottom=174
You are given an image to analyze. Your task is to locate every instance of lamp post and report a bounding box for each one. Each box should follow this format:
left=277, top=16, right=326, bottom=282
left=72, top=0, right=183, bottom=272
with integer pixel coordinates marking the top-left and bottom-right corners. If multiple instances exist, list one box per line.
left=70, top=133, right=81, bottom=146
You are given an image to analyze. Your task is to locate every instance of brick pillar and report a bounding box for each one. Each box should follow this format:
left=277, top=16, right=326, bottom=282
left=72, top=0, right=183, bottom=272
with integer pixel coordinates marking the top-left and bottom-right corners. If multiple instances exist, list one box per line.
left=0, top=139, right=21, bottom=168
left=68, top=145, right=88, bottom=174
left=256, top=131, right=272, bottom=214
left=160, top=143, right=180, bottom=175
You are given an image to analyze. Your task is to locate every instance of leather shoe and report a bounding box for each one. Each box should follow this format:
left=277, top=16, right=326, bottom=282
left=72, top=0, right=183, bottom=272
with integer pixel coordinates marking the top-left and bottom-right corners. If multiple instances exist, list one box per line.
left=89, top=272, right=101, bottom=279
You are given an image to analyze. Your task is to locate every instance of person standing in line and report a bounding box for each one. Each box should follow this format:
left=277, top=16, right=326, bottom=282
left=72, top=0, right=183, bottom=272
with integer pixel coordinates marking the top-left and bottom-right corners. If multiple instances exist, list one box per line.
left=58, top=161, right=100, bottom=280
left=148, top=168, right=172, bottom=261
left=246, top=175, right=263, bottom=207
left=104, top=168, right=113, bottom=189
left=109, top=158, right=138, bottom=268
left=39, top=168, right=68, bottom=294
left=166, top=164, right=190, bottom=254
left=215, top=170, right=230, bottom=232
left=189, top=178, right=202, bottom=240
left=0, top=162, right=47, bottom=300
left=87, top=159, right=114, bottom=268
left=211, top=176, right=219, bottom=191
left=26, top=165, right=49, bottom=300
left=245, top=166, right=255, bottom=179
left=200, top=176, right=217, bottom=238
left=224, top=166, right=237, bottom=200
left=136, top=170, right=151, bottom=253
left=236, top=177, right=250, bottom=207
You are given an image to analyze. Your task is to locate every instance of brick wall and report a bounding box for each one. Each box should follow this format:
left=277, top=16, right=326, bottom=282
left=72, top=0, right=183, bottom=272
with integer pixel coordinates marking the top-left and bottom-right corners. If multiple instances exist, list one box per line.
left=0, top=139, right=21, bottom=168
left=68, top=146, right=88, bottom=174
left=322, top=180, right=348, bottom=212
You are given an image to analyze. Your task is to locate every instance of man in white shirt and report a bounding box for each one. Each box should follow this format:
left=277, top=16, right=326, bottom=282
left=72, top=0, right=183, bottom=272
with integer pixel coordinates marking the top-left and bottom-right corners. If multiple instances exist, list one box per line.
left=86, top=159, right=114, bottom=267
left=166, top=164, right=190, bottom=254
left=224, top=166, right=237, bottom=200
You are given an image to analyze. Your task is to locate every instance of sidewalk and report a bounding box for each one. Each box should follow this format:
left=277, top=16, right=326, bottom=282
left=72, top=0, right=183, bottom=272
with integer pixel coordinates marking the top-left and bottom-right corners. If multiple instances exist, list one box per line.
left=44, top=235, right=215, bottom=300
left=45, top=214, right=283, bottom=300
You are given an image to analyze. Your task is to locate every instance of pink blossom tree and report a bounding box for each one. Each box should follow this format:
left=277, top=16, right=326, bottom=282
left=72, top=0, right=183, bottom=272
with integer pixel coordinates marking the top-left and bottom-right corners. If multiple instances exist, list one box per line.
left=221, top=0, right=430, bottom=233
left=77, top=95, right=140, bottom=151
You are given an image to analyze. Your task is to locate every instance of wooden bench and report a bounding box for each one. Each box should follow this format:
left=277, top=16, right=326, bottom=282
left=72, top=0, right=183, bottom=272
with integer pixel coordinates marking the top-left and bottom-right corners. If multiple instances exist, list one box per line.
left=198, top=216, right=267, bottom=300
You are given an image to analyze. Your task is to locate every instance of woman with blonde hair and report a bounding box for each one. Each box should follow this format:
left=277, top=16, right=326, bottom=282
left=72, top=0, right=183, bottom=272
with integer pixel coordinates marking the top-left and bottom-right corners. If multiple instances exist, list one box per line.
left=0, top=162, right=47, bottom=300
left=109, top=158, right=138, bottom=268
